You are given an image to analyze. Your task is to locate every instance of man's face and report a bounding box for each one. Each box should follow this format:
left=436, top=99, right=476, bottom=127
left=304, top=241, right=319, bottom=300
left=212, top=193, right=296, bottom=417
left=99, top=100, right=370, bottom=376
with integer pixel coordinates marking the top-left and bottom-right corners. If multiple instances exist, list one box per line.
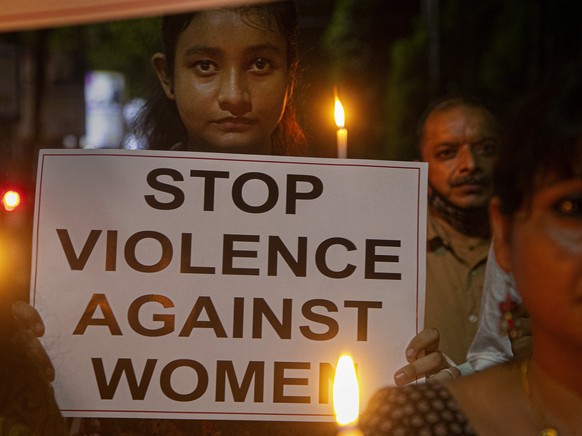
left=420, top=105, right=500, bottom=210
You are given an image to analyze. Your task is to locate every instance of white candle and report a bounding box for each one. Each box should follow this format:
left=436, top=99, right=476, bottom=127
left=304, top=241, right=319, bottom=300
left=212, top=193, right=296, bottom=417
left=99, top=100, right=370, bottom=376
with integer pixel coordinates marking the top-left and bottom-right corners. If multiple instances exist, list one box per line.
left=337, top=427, right=364, bottom=436
left=337, top=127, right=348, bottom=159
left=334, top=96, right=348, bottom=159
left=333, top=354, right=363, bottom=435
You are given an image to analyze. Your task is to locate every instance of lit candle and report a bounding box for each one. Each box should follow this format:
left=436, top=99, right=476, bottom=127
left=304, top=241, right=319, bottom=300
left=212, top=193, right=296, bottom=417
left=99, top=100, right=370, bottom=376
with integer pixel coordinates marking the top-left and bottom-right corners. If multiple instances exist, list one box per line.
left=333, top=354, right=364, bottom=436
left=334, top=95, right=348, bottom=159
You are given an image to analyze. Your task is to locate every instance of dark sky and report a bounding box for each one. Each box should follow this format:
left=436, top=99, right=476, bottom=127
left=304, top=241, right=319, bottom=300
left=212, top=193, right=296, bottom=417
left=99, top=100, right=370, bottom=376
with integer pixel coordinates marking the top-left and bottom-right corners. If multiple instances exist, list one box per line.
left=293, top=0, right=421, bottom=159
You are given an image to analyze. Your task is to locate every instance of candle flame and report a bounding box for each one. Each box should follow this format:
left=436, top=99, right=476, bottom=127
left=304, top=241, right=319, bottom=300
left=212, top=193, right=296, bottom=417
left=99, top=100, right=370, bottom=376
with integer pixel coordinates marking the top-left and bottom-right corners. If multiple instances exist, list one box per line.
left=333, top=354, right=359, bottom=426
left=334, top=97, right=346, bottom=129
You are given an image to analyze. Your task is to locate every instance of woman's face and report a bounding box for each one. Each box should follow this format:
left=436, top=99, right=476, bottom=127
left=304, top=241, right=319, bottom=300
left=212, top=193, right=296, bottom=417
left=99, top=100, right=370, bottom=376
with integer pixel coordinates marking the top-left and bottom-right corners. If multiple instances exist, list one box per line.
left=154, top=9, right=290, bottom=154
left=494, top=175, right=582, bottom=346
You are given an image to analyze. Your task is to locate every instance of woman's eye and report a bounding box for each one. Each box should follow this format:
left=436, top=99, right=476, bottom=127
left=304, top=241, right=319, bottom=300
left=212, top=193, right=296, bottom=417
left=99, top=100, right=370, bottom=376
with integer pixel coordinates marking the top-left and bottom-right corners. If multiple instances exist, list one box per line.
left=250, top=58, right=272, bottom=73
left=553, top=195, right=582, bottom=218
left=193, top=60, right=217, bottom=75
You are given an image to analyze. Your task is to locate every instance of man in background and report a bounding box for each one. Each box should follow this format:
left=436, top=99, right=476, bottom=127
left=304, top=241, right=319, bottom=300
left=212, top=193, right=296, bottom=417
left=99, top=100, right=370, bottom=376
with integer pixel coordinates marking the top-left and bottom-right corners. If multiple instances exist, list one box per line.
left=394, top=98, right=500, bottom=385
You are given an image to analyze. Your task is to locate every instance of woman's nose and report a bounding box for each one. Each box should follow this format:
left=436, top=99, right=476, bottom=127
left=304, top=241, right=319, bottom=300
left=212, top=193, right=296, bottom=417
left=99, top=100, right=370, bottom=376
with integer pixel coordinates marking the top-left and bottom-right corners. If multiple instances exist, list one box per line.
left=217, top=69, right=251, bottom=115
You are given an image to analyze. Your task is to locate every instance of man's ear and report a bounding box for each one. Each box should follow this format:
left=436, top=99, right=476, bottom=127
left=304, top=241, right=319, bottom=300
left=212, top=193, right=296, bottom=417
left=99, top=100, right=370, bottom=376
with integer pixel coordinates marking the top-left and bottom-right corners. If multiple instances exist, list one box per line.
left=152, top=53, right=175, bottom=100
left=490, top=197, right=513, bottom=273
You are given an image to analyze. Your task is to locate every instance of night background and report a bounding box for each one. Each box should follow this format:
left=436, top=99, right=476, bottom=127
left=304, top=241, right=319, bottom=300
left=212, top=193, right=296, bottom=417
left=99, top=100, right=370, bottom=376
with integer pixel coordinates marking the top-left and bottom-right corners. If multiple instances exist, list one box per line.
left=0, top=0, right=581, bottom=301
left=2, top=1, right=582, bottom=163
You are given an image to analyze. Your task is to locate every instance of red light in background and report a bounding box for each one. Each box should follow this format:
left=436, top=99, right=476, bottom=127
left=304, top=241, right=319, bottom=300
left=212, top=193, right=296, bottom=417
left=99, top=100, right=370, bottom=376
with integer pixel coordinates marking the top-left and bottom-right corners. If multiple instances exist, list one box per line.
left=2, top=189, right=21, bottom=211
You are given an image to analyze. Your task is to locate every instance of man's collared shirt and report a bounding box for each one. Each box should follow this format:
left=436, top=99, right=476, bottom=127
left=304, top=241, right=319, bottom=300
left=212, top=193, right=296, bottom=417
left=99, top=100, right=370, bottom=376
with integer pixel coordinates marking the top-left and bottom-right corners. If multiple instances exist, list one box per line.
left=424, top=211, right=490, bottom=364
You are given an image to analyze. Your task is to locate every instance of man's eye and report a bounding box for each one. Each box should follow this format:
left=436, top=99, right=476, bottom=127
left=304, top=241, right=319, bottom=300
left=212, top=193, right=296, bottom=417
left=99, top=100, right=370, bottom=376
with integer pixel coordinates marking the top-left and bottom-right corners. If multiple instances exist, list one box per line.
left=436, top=148, right=455, bottom=160
left=553, top=195, right=582, bottom=218
left=475, top=142, right=498, bottom=156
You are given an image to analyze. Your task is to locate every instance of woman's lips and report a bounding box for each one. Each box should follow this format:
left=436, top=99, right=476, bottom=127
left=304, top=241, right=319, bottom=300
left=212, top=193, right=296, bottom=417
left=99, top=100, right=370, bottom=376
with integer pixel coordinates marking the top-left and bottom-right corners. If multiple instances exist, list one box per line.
left=215, top=117, right=254, bottom=132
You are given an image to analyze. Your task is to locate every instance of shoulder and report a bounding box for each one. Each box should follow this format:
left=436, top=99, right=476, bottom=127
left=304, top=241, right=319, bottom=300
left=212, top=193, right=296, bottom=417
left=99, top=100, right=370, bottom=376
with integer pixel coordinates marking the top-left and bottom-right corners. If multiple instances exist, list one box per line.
left=360, top=382, right=476, bottom=435
left=445, top=362, right=524, bottom=434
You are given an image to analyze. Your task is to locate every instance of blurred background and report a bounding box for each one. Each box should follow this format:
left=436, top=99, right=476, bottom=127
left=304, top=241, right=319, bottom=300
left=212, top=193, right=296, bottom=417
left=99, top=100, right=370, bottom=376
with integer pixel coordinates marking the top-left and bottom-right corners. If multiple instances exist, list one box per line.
left=1, top=0, right=581, bottom=303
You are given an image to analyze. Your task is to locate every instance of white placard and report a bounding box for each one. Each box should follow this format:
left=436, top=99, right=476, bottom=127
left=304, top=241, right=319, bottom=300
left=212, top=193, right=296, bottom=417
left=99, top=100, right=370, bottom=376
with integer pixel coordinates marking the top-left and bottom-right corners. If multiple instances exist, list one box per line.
left=0, top=0, right=271, bottom=32
left=31, top=149, right=426, bottom=421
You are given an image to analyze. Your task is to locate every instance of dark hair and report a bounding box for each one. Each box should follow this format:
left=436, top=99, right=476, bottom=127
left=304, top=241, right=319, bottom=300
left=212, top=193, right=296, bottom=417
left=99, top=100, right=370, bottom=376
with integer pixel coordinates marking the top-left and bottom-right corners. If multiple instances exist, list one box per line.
left=136, top=1, right=307, bottom=156
left=415, top=95, right=498, bottom=158
left=495, top=65, right=582, bottom=216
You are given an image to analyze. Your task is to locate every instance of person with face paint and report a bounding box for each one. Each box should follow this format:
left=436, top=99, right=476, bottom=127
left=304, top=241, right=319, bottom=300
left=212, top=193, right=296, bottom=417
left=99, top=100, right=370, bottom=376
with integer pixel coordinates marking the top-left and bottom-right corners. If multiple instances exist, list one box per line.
left=360, top=66, right=582, bottom=435
left=12, top=2, right=337, bottom=434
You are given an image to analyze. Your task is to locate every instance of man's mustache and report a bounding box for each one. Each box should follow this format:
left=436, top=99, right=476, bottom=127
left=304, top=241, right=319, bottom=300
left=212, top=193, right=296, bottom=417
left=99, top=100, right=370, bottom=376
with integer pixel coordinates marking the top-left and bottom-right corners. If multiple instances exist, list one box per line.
left=450, top=174, right=489, bottom=187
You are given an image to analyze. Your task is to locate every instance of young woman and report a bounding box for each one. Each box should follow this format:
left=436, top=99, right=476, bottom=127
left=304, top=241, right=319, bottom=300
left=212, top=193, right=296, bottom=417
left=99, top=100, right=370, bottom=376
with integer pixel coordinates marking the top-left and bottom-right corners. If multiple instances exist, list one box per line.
left=137, top=1, right=307, bottom=156
left=13, top=2, right=338, bottom=434
left=360, top=67, right=582, bottom=434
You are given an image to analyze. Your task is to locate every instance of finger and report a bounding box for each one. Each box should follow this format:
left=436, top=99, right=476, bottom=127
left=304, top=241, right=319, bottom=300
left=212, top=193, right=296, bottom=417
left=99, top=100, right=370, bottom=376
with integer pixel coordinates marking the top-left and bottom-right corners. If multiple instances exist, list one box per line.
left=17, top=329, right=55, bottom=382
left=393, top=350, right=449, bottom=386
left=405, top=328, right=439, bottom=363
left=11, top=300, right=45, bottom=336
left=426, top=367, right=461, bottom=384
